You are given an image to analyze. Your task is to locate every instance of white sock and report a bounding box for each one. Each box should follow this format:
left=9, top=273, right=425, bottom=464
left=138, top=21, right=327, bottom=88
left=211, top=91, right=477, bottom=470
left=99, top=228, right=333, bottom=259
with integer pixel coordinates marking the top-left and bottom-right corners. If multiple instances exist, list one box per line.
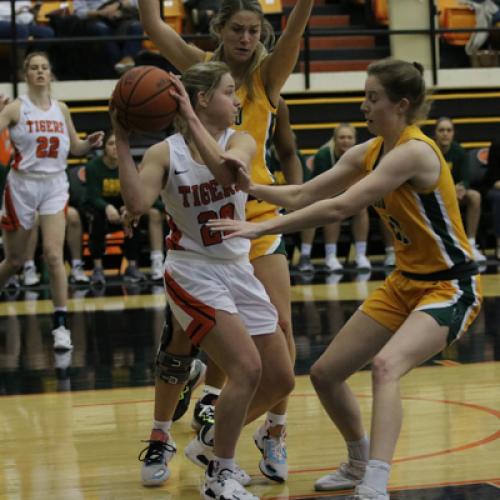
left=202, top=385, right=222, bottom=398
left=266, top=411, right=287, bottom=428
left=347, top=434, right=369, bottom=462
left=325, top=243, right=337, bottom=259
left=362, top=459, right=391, bottom=493
left=355, top=241, right=367, bottom=257
left=54, top=306, right=67, bottom=313
left=153, top=419, right=172, bottom=435
left=72, top=259, right=83, bottom=268
left=468, top=237, right=476, bottom=247
left=300, top=243, right=312, bottom=257
left=213, top=456, right=235, bottom=473
left=385, top=246, right=394, bottom=255
left=24, top=260, right=35, bottom=270
left=151, top=250, right=163, bottom=262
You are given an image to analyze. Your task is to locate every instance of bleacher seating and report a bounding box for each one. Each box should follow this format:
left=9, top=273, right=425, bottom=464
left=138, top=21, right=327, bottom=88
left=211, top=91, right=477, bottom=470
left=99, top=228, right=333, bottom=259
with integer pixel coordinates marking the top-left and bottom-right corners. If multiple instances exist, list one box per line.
left=372, top=0, right=388, bottom=27
left=438, top=0, right=476, bottom=46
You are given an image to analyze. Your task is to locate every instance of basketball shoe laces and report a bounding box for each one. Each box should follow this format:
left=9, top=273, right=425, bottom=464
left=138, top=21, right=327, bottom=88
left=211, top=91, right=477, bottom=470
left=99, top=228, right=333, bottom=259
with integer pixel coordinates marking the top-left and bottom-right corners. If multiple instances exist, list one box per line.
left=138, top=439, right=176, bottom=465
left=197, top=404, right=215, bottom=426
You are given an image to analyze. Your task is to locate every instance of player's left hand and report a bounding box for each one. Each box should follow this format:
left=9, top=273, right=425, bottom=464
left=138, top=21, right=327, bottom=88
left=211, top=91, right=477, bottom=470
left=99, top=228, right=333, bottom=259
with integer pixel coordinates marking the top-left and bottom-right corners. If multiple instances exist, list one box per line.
left=207, top=218, right=262, bottom=240
left=87, top=131, right=105, bottom=149
left=0, top=94, right=10, bottom=112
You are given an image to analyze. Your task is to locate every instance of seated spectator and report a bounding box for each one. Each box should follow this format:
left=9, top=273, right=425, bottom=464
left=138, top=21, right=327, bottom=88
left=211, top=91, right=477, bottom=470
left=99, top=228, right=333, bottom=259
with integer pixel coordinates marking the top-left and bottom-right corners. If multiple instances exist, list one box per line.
left=84, top=131, right=163, bottom=285
left=184, top=0, right=220, bottom=34
left=484, top=141, right=500, bottom=259
left=298, top=123, right=371, bottom=273
left=0, top=1, right=55, bottom=80
left=73, top=0, right=143, bottom=75
left=434, top=117, right=487, bottom=262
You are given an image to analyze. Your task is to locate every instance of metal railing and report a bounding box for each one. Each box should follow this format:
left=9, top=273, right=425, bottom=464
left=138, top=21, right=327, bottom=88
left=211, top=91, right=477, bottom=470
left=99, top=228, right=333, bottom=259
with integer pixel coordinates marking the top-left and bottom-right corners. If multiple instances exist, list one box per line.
left=1, top=0, right=500, bottom=96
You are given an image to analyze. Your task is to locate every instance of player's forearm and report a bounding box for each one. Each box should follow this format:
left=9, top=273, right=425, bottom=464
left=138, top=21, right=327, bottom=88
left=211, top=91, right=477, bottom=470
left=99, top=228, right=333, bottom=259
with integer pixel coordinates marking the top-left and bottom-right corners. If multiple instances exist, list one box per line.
left=186, top=114, right=237, bottom=186
left=115, top=136, right=147, bottom=215
left=248, top=182, right=308, bottom=210
left=257, top=198, right=343, bottom=236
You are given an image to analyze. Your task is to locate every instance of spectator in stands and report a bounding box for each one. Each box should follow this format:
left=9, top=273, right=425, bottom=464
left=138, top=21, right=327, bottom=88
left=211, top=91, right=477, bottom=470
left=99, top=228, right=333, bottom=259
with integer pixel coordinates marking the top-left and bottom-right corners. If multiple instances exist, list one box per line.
left=73, top=0, right=143, bottom=74
left=484, top=141, right=500, bottom=259
left=84, top=131, right=164, bottom=285
left=435, top=117, right=487, bottom=262
left=298, top=123, right=372, bottom=273
left=184, top=0, right=220, bottom=34
left=0, top=1, right=55, bottom=80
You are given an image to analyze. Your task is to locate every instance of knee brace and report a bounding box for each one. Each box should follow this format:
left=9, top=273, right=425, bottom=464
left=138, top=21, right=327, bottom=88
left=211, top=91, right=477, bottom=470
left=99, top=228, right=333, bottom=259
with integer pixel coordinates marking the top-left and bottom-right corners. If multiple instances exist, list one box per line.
left=155, top=350, right=193, bottom=385
left=155, top=304, right=199, bottom=384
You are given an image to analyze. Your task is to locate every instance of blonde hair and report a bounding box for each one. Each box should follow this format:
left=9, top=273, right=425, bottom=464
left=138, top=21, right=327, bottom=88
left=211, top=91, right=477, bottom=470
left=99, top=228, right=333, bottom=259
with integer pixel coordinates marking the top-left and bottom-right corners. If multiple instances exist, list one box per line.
left=174, top=61, right=231, bottom=136
left=367, top=58, right=430, bottom=123
left=209, top=0, right=275, bottom=101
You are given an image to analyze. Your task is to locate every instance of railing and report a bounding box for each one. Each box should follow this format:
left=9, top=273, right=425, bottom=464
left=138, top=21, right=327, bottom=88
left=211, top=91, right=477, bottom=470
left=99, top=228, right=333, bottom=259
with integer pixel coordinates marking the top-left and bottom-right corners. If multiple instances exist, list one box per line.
left=1, top=0, right=500, bottom=96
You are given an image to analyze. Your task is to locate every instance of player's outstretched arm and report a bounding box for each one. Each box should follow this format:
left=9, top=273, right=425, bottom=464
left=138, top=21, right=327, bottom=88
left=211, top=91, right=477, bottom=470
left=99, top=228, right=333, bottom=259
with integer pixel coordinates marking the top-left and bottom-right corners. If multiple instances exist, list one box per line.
left=138, top=0, right=205, bottom=72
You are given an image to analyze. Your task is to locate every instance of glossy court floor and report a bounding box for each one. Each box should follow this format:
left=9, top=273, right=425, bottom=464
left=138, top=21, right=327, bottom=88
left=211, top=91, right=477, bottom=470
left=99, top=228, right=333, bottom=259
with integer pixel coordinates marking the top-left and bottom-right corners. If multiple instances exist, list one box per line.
left=1, top=258, right=499, bottom=500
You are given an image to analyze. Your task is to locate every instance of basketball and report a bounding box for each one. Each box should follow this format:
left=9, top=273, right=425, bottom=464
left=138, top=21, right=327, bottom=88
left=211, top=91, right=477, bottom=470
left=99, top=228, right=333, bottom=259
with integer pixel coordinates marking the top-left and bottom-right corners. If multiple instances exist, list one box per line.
left=112, top=66, right=178, bottom=133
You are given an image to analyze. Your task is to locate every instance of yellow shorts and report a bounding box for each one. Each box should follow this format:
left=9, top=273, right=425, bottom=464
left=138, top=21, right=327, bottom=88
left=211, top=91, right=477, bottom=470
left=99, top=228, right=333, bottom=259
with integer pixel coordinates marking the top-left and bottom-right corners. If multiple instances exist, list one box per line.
left=360, top=270, right=483, bottom=344
left=247, top=204, right=286, bottom=261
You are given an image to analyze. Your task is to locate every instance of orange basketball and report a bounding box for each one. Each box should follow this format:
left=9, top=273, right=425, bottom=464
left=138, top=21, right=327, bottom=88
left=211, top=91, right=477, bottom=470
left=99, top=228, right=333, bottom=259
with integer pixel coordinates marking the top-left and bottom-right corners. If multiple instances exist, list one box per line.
left=112, top=66, right=178, bottom=133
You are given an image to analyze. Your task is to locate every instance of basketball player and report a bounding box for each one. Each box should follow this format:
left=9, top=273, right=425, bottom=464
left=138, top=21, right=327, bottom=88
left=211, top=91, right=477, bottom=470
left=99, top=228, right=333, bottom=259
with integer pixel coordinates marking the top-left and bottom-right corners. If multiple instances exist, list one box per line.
left=208, top=59, right=483, bottom=500
left=112, top=61, right=294, bottom=500
left=138, top=0, right=313, bottom=481
left=0, top=52, right=104, bottom=350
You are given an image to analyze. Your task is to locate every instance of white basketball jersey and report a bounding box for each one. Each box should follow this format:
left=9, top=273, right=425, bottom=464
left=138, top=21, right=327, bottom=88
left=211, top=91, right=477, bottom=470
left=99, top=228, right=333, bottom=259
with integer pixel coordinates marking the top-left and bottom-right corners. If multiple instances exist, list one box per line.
left=163, top=130, right=250, bottom=260
left=9, top=95, right=70, bottom=174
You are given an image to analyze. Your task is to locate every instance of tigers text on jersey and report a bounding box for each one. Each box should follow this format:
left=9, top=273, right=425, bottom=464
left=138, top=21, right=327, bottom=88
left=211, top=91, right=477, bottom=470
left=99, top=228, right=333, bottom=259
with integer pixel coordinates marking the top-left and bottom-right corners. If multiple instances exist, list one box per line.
left=9, top=95, right=70, bottom=175
left=162, top=129, right=250, bottom=260
left=365, top=125, right=473, bottom=275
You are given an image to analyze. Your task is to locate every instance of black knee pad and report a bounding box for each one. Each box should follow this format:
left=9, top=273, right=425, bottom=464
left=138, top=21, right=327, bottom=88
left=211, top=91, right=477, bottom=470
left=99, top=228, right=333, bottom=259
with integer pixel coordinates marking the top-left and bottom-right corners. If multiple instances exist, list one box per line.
left=155, top=350, right=193, bottom=385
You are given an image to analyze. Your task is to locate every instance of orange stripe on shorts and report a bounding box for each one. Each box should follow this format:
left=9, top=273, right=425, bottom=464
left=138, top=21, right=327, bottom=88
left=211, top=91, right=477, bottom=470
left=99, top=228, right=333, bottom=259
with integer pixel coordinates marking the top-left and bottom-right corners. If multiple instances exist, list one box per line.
left=164, top=270, right=216, bottom=346
left=0, top=184, right=20, bottom=231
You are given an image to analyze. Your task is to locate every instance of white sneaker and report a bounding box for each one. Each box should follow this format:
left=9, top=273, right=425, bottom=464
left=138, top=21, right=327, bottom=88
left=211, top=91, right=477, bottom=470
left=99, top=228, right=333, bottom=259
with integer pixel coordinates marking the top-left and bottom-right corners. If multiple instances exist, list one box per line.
left=22, top=264, right=40, bottom=286
left=348, top=484, right=389, bottom=499
left=326, top=254, right=343, bottom=272
left=185, top=424, right=251, bottom=485
left=52, top=326, right=73, bottom=351
left=253, top=424, right=288, bottom=482
left=471, top=246, right=487, bottom=263
left=355, top=255, right=371, bottom=271
left=202, top=461, right=258, bottom=500
left=314, top=459, right=366, bottom=491
left=139, top=429, right=176, bottom=486
left=150, top=258, right=164, bottom=281
left=383, top=251, right=395, bottom=267
left=70, top=264, right=90, bottom=284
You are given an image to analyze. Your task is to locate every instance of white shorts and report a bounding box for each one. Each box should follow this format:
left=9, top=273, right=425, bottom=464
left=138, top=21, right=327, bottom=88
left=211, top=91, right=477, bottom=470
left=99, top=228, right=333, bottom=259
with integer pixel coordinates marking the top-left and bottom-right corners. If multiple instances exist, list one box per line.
left=1, top=169, right=69, bottom=231
left=164, top=251, right=278, bottom=346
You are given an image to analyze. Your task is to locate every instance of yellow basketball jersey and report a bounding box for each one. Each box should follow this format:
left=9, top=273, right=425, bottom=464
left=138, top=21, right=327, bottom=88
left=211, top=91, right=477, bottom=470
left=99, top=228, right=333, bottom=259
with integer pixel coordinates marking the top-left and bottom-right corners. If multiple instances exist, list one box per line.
left=233, top=67, right=279, bottom=222
left=365, top=125, right=473, bottom=274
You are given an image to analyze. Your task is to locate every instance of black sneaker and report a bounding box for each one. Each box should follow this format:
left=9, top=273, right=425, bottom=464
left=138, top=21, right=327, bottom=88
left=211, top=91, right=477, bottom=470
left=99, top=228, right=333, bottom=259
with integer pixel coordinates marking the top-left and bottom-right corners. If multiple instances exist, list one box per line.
left=123, top=265, right=146, bottom=283
left=191, top=394, right=217, bottom=431
left=173, top=358, right=207, bottom=421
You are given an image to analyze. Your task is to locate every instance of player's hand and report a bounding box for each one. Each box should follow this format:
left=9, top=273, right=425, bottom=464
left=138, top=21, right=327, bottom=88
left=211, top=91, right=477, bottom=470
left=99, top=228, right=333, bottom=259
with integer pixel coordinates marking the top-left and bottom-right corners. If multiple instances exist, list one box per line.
left=0, top=94, right=10, bottom=112
left=120, top=207, right=140, bottom=237
left=109, top=106, right=131, bottom=140
left=87, top=131, right=105, bottom=149
left=168, top=72, right=195, bottom=120
left=105, top=204, right=121, bottom=224
left=206, top=218, right=263, bottom=240
left=455, top=183, right=466, bottom=201
left=221, top=153, right=253, bottom=192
